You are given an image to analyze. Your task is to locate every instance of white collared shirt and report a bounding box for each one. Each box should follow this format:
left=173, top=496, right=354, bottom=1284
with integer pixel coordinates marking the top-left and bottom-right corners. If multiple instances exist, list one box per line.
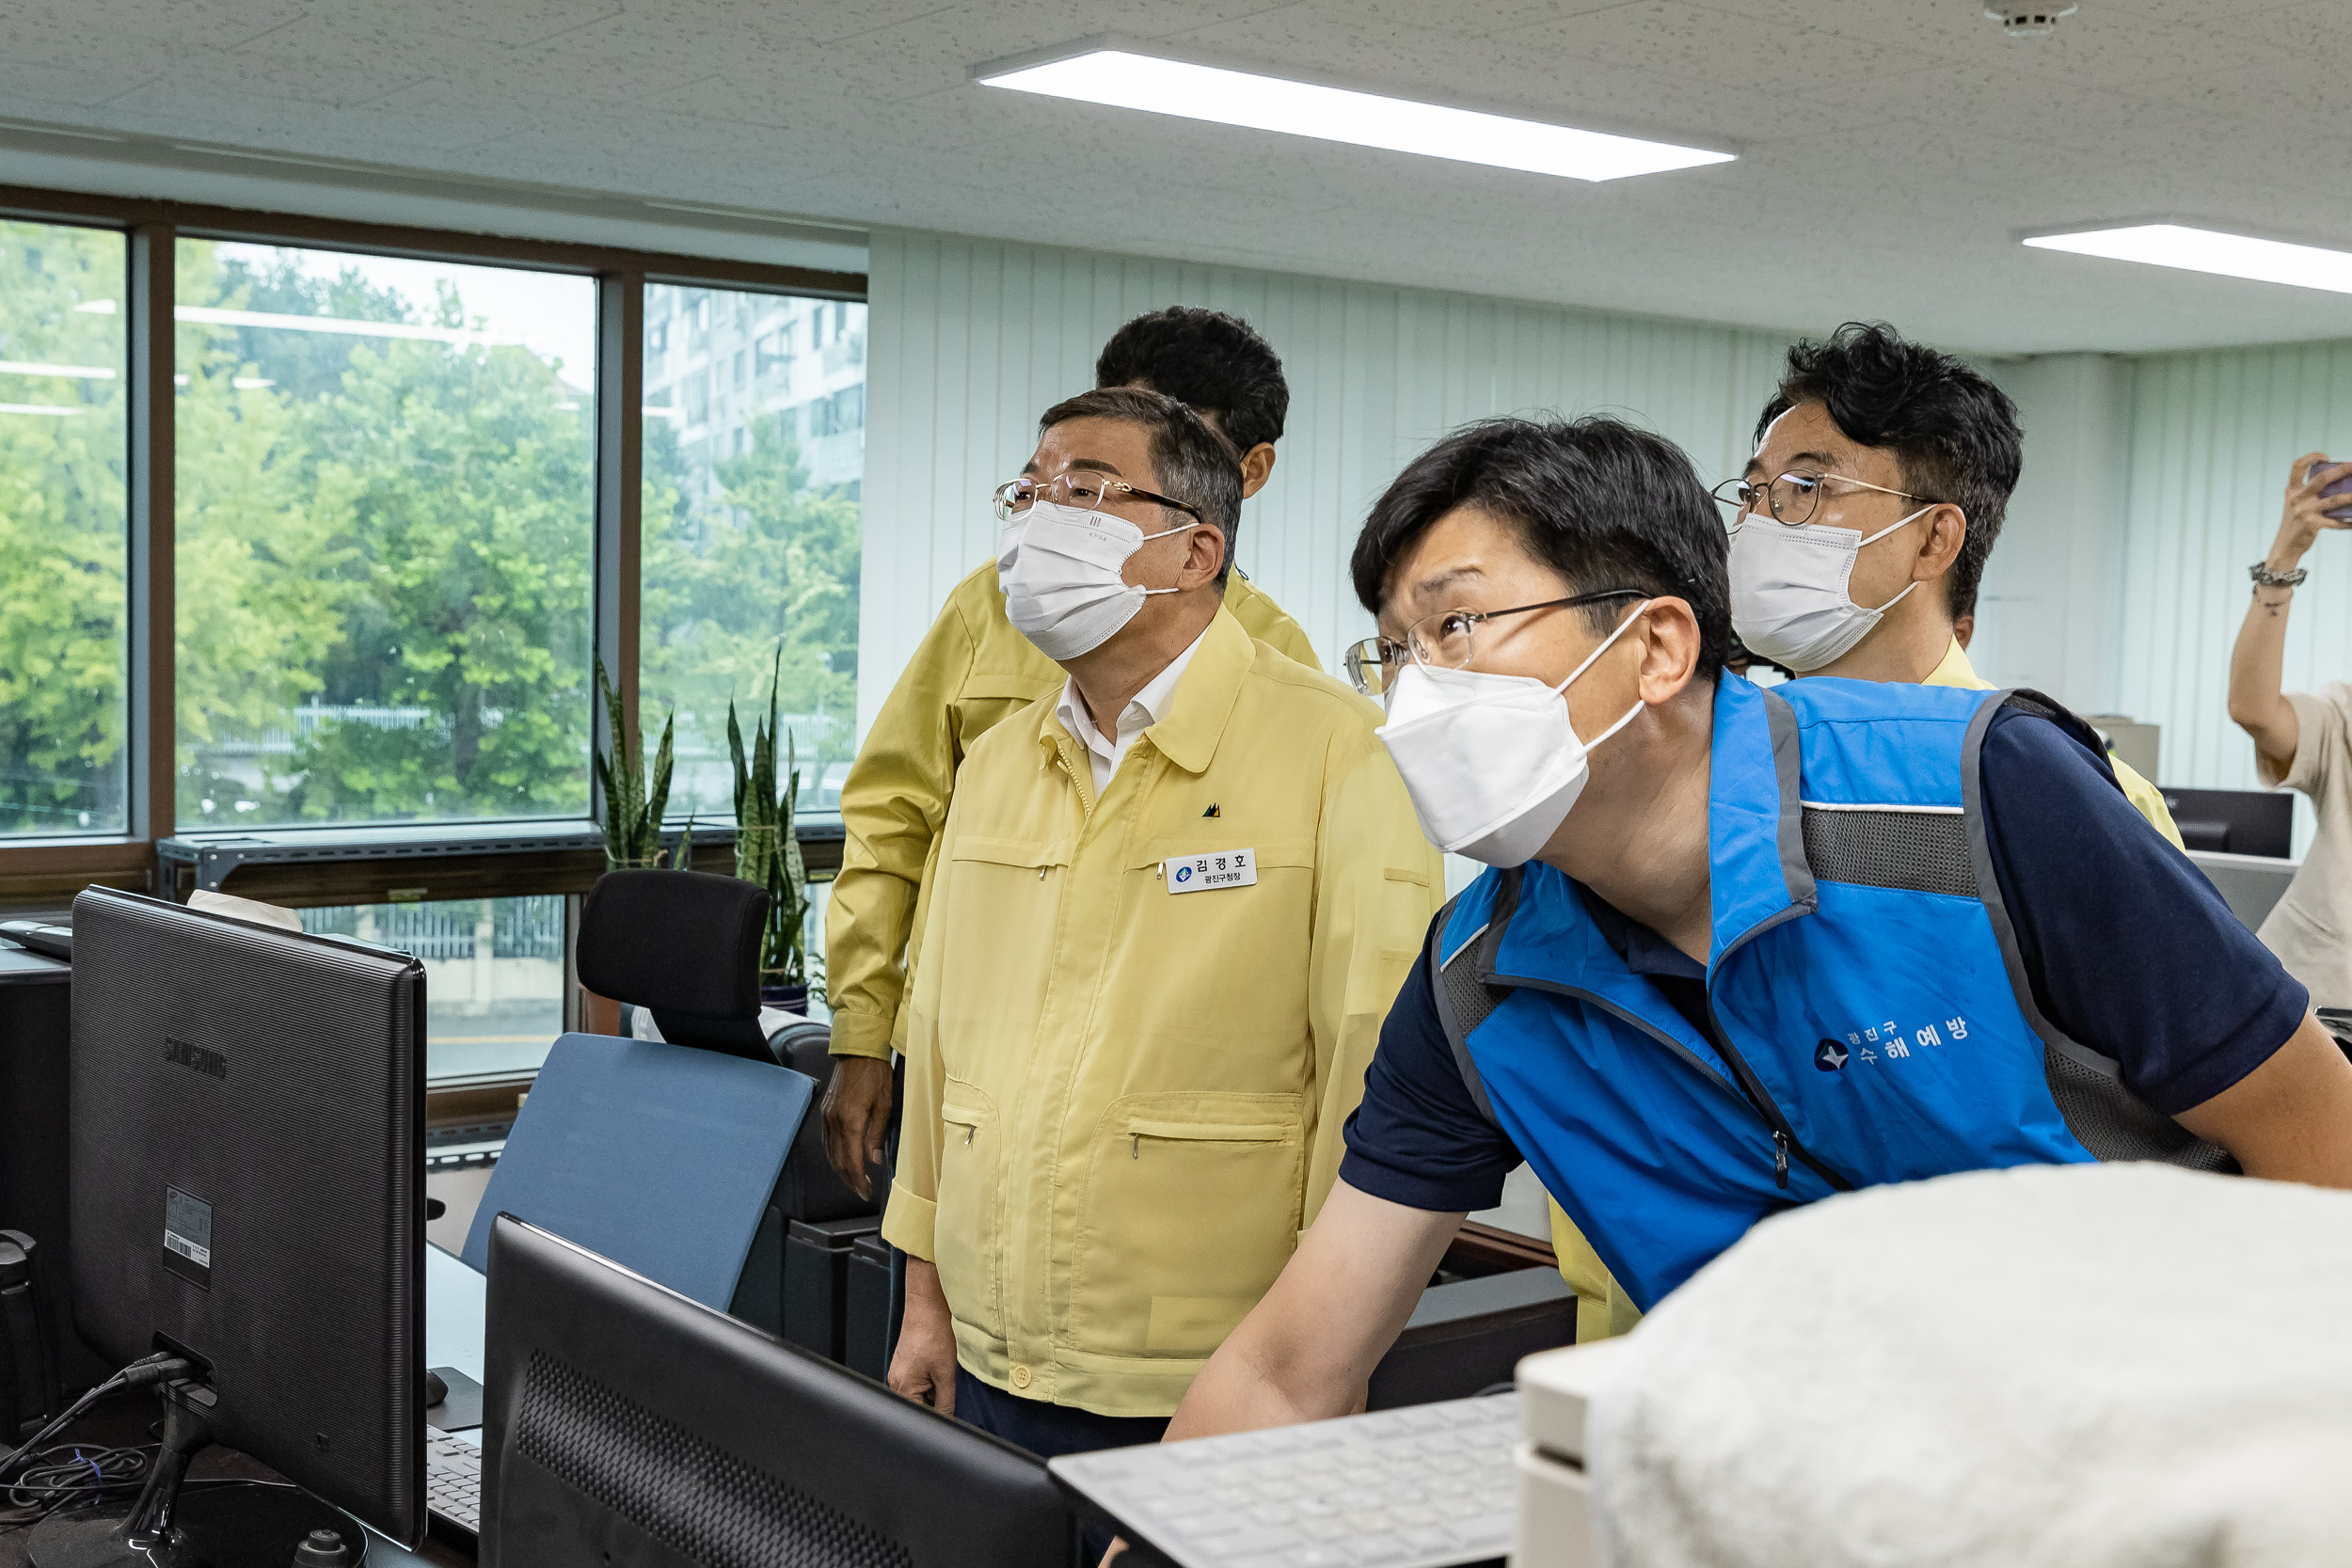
left=1054, top=626, right=1209, bottom=796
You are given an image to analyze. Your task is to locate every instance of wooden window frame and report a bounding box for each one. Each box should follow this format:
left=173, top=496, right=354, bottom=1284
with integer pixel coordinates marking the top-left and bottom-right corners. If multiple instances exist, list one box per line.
left=0, top=182, right=866, bottom=913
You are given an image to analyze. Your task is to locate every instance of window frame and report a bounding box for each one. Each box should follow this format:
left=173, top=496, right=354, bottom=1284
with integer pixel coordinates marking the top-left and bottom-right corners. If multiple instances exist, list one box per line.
left=0, top=182, right=866, bottom=912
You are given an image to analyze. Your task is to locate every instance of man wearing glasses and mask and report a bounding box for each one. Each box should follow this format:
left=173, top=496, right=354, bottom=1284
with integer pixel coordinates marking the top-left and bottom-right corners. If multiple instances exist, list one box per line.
left=1152, top=414, right=2352, bottom=1448
left=880, top=388, right=1439, bottom=1481
left=1726, top=322, right=2179, bottom=846
left=821, top=308, right=1317, bottom=1197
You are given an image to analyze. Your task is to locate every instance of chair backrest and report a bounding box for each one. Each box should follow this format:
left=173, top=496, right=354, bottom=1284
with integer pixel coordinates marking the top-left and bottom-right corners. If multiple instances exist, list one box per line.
left=576, top=871, right=771, bottom=1061
left=459, top=1035, right=814, bottom=1308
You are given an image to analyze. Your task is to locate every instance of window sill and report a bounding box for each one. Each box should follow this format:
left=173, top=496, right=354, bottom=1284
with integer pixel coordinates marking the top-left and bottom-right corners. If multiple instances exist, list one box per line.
left=155, top=815, right=844, bottom=904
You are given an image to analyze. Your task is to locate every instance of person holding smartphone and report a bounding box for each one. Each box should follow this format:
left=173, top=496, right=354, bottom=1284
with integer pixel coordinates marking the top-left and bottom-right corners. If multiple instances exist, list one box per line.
left=2229, top=452, right=2352, bottom=1007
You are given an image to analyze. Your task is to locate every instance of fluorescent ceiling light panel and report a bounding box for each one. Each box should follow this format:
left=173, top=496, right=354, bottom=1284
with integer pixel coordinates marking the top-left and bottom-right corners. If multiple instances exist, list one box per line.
left=0, top=404, right=83, bottom=417
left=977, top=50, right=1732, bottom=182
left=2025, top=224, right=2352, bottom=295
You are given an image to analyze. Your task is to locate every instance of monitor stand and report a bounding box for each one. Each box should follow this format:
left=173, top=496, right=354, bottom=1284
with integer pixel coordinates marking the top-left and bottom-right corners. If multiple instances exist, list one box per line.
left=25, top=1378, right=370, bottom=1567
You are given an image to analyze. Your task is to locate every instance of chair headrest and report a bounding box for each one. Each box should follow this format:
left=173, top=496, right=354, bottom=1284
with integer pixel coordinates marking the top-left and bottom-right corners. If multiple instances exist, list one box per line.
left=578, top=870, right=767, bottom=1019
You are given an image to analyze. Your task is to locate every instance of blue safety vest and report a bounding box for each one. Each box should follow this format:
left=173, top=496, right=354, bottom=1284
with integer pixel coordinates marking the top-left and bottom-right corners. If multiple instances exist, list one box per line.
left=1430, top=673, right=2229, bottom=1311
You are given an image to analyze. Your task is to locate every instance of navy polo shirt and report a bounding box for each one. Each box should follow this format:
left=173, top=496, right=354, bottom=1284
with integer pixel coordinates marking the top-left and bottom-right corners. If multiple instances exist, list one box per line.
left=1342, top=705, right=2312, bottom=1212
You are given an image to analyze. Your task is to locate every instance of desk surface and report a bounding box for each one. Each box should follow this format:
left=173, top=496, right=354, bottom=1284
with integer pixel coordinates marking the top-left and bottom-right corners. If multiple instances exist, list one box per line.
left=0, top=943, right=68, bottom=987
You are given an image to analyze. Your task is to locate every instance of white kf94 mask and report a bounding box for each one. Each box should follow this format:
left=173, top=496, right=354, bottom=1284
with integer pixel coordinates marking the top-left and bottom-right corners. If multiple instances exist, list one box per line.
left=997, top=499, right=1196, bottom=661
left=1728, top=507, right=1930, bottom=673
left=1376, top=600, right=1651, bottom=868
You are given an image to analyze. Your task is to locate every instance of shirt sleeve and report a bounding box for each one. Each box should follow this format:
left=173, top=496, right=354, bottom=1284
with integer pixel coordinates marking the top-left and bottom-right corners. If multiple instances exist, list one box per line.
left=1302, top=739, right=1448, bottom=1223
left=2258, top=683, right=2352, bottom=797
left=1982, top=706, right=2310, bottom=1116
left=1339, top=911, right=1525, bottom=1212
left=823, top=588, right=979, bottom=1061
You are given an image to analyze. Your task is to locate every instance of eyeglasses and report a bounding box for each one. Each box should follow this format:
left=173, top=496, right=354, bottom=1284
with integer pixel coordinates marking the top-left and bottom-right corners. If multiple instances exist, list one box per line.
left=992, top=471, right=1203, bottom=526
left=1711, top=471, right=1931, bottom=529
left=1343, top=590, right=1646, bottom=697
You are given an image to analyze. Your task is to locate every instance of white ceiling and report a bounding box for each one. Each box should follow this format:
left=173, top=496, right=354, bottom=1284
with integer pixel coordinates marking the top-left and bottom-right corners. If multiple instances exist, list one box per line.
left=6, top=0, right=2352, bottom=354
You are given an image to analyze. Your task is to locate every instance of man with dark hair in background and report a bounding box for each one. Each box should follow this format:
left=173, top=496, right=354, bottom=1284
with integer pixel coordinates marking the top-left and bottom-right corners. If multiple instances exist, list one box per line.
left=820, top=308, right=1318, bottom=1188
left=880, top=388, right=1437, bottom=1498
left=1153, top=413, right=2352, bottom=1448
left=1729, top=321, right=2178, bottom=842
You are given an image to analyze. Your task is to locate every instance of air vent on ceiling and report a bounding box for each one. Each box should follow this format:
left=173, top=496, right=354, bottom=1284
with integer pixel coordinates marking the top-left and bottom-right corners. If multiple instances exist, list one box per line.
left=1984, top=4, right=2077, bottom=37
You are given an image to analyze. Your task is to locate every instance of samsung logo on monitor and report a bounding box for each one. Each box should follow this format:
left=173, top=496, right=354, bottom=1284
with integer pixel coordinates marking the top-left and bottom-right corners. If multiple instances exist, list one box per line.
left=164, top=1037, right=228, bottom=1081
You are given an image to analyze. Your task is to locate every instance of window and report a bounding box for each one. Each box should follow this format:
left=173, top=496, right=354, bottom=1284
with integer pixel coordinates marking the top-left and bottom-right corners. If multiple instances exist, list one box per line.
left=172, top=240, right=596, bottom=830
left=302, top=895, right=564, bottom=1082
left=0, top=219, right=128, bottom=836
left=639, top=284, right=865, bottom=821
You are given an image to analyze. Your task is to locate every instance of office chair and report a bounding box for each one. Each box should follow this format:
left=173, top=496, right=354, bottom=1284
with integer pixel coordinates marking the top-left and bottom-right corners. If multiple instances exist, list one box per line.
left=558, top=869, right=887, bottom=1349
left=576, top=869, right=774, bottom=1061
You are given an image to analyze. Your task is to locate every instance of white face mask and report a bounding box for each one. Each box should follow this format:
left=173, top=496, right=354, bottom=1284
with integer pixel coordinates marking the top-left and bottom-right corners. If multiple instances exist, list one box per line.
left=997, top=499, right=1195, bottom=661
left=1376, top=601, right=1651, bottom=868
left=1727, top=507, right=1930, bottom=673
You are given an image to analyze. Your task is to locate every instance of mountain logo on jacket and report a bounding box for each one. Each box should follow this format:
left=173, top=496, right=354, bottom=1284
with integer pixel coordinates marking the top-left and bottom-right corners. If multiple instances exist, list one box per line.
left=1813, top=1038, right=1850, bottom=1072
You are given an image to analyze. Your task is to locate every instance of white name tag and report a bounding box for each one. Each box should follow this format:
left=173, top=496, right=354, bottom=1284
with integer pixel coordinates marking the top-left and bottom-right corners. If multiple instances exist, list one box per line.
left=1166, top=848, right=1258, bottom=894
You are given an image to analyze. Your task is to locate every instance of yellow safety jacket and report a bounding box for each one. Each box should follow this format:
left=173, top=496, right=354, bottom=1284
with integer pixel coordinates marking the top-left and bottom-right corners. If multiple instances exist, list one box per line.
left=880, top=607, right=1444, bottom=1417
left=824, top=562, right=1317, bottom=1062
left=1548, top=640, right=2187, bottom=1343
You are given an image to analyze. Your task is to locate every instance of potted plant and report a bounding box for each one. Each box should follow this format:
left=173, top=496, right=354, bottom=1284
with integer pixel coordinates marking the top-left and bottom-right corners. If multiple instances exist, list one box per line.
left=729, top=656, right=820, bottom=1013
left=592, top=657, right=681, bottom=872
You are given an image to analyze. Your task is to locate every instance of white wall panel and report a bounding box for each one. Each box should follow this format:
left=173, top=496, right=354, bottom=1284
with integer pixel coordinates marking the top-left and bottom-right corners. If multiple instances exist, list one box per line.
left=2113, top=339, right=2352, bottom=851
left=862, top=229, right=1795, bottom=736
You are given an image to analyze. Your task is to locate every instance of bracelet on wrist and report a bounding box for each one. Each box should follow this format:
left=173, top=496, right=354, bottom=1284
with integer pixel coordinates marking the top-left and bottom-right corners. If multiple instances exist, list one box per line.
left=2250, top=561, right=2308, bottom=589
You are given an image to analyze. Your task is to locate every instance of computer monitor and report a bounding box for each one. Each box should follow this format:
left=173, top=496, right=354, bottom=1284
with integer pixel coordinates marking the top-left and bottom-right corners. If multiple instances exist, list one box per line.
left=32, top=888, right=426, bottom=1565
left=481, top=1214, right=1076, bottom=1568
left=2160, top=786, right=2294, bottom=858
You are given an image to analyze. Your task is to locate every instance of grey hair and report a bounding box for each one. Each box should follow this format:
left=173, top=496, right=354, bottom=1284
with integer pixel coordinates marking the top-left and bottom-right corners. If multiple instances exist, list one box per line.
left=1038, top=386, right=1244, bottom=584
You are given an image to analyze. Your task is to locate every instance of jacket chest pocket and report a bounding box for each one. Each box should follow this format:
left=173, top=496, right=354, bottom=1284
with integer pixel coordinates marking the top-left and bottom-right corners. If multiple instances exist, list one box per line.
left=937, top=835, right=1071, bottom=1021
left=1067, top=1098, right=1305, bottom=1361
left=1111, top=838, right=1317, bottom=1052
left=932, top=1084, right=1006, bottom=1340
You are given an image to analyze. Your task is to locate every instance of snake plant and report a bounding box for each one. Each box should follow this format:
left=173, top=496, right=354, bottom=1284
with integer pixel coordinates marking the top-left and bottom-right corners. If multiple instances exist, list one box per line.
left=593, top=657, right=676, bottom=872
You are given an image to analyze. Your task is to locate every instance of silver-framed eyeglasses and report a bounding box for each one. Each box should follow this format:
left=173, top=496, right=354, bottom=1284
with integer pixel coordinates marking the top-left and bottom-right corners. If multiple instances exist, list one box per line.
left=1343, top=589, right=1645, bottom=698
left=1712, top=471, right=1931, bottom=530
left=992, top=471, right=1203, bottom=526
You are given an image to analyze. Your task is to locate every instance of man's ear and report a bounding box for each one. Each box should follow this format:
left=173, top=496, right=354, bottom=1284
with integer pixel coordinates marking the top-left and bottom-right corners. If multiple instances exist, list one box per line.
left=1634, top=597, right=1706, bottom=705
left=1184, top=522, right=1231, bottom=589
left=1238, top=443, right=1277, bottom=499
left=1915, top=504, right=1967, bottom=582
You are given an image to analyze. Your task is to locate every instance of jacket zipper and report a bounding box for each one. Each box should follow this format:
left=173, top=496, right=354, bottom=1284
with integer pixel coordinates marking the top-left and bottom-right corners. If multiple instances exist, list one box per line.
left=1498, top=940, right=1853, bottom=1194
left=1702, top=921, right=1853, bottom=1196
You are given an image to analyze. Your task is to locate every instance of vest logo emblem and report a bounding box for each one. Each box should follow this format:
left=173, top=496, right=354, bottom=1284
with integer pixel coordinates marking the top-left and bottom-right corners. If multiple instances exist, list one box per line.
left=1813, top=1038, right=1850, bottom=1072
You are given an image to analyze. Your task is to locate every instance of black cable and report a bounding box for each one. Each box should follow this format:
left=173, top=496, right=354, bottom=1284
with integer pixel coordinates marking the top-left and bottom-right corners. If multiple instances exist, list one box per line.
left=5, top=1442, right=152, bottom=1512
left=0, top=1353, right=196, bottom=1486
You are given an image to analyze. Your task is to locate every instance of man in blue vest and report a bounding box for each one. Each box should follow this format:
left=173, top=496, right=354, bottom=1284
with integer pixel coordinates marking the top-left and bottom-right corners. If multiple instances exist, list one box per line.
left=1160, top=415, right=2352, bottom=1443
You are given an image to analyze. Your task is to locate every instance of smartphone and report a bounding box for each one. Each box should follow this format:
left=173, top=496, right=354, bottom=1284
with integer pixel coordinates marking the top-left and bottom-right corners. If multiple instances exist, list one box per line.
left=2309, top=458, right=2352, bottom=524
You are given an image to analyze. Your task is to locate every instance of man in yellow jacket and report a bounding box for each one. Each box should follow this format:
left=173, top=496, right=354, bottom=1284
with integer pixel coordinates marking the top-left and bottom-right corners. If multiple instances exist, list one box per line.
left=1552, top=322, right=2187, bottom=1343
left=821, top=308, right=1316, bottom=1191
left=881, top=387, right=1441, bottom=1467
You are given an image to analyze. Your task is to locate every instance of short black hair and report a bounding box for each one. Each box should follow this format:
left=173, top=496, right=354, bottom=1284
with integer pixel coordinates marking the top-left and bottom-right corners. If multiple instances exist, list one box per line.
left=1756, top=322, right=2022, bottom=620
left=1095, top=307, right=1289, bottom=455
left=1352, top=416, right=1731, bottom=675
left=1040, top=387, right=1243, bottom=584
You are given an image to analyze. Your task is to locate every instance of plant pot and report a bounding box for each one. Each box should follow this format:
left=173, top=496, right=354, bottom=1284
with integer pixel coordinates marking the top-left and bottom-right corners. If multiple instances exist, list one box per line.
left=760, top=983, right=809, bottom=1016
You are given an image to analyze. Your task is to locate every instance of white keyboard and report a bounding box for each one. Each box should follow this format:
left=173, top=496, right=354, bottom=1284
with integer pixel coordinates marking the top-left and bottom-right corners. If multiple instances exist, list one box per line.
left=1050, top=1395, right=1519, bottom=1568
left=425, top=1430, right=482, bottom=1533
